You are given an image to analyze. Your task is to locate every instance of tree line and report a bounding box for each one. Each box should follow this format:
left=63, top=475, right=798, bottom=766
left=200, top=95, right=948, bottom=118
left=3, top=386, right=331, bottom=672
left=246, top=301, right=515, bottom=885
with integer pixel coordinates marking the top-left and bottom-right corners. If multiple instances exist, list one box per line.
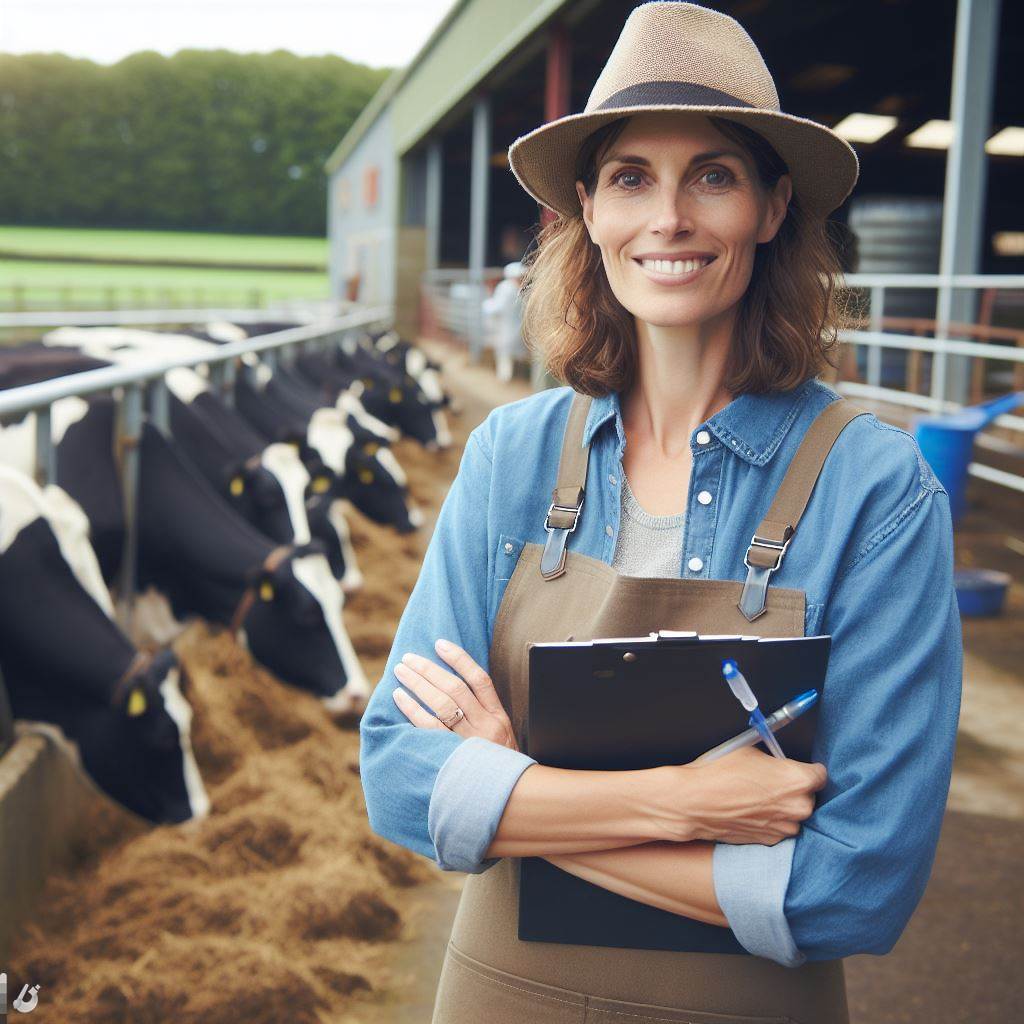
left=0, top=50, right=391, bottom=236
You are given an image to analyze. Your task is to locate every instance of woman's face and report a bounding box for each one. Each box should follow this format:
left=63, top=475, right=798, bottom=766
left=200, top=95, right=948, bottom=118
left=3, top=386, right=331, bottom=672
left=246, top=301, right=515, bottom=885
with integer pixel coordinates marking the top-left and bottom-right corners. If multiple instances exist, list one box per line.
left=575, top=111, right=791, bottom=330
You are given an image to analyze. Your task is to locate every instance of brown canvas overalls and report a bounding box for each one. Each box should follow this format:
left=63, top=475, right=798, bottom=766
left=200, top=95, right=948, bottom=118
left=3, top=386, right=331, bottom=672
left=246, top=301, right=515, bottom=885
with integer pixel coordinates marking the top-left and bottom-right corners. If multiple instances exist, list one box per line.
left=432, top=390, right=868, bottom=1024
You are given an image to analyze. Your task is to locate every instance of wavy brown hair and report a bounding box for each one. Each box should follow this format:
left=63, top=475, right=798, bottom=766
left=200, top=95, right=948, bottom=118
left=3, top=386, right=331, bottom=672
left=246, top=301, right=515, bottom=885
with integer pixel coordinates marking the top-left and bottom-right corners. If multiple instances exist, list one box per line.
left=519, top=115, right=852, bottom=397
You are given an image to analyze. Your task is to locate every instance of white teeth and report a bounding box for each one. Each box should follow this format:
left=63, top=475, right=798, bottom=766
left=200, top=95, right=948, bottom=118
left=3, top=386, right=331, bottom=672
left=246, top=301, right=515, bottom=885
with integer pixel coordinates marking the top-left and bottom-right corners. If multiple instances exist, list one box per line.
left=640, top=257, right=710, bottom=275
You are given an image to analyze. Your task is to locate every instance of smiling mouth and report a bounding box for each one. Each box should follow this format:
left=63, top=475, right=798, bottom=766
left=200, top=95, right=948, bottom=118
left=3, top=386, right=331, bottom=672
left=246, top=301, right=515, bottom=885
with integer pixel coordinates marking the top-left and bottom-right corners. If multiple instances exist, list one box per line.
left=634, top=256, right=716, bottom=276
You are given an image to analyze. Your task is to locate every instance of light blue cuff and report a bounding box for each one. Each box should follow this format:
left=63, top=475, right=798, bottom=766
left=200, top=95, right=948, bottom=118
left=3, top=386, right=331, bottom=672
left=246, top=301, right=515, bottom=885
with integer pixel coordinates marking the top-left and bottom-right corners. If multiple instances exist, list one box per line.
left=427, top=736, right=537, bottom=873
left=713, top=838, right=807, bottom=967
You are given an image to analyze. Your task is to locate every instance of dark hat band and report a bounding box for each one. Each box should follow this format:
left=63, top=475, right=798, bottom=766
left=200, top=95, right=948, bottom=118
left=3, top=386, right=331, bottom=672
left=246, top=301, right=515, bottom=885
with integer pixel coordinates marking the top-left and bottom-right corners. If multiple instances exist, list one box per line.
left=595, top=80, right=754, bottom=111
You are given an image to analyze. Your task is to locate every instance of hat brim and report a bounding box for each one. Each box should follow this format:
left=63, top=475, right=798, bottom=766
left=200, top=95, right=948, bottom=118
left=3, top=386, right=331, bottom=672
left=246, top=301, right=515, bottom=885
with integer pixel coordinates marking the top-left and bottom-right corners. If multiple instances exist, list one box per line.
left=507, top=105, right=859, bottom=219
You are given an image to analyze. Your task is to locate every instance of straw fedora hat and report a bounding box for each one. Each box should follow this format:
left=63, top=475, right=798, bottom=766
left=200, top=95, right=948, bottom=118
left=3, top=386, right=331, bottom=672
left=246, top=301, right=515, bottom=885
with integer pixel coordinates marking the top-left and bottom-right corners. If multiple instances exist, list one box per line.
left=507, top=1, right=859, bottom=219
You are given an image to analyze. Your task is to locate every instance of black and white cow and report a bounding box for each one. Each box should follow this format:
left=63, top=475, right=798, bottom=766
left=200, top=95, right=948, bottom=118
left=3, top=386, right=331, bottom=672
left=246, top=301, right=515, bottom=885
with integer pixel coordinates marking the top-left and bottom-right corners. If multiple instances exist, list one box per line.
left=26, top=328, right=365, bottom=589
left=367, top=327, right=459, bottom=423
left=0, top=466, right=209, bottom=824
left=0, top=396, right=371, bottom=714
left=234, top=364, right=424, bottom=534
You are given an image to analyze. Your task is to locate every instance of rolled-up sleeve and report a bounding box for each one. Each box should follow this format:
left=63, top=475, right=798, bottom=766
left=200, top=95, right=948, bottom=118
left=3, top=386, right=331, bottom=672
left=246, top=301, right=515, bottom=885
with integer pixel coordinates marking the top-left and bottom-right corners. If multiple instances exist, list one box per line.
left=713, top=465, right=962, bottom=965
left=359, top=426, right=536, bottom=872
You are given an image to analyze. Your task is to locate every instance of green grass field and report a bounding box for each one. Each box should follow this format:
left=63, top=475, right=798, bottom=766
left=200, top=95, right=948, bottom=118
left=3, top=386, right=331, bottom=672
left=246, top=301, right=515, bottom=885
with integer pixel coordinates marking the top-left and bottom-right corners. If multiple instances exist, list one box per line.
left=0, top=226, right=330, bottom=311
left=0, top=226, right=327, bottom=267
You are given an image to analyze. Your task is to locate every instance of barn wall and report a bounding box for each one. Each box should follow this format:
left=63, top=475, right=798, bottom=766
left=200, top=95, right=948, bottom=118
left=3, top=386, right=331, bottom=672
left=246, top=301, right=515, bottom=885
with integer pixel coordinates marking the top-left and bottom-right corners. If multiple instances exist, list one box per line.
left=327, top=107, right=398, bottom=309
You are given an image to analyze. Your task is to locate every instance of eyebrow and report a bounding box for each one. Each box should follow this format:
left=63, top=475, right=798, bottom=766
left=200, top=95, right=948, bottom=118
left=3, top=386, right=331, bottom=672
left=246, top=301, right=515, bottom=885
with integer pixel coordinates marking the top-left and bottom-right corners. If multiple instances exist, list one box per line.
left=600, top=149, right=746, bottom=171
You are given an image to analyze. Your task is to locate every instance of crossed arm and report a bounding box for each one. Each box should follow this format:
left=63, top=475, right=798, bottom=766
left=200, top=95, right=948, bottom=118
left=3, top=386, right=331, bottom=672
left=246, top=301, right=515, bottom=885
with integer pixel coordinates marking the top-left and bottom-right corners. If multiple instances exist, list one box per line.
left=393, top=644, right=729, bottom=928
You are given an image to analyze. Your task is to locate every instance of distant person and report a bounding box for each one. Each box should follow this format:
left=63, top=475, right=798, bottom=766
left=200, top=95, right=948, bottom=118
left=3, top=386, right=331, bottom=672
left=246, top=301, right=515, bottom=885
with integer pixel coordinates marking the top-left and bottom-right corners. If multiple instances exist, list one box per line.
left=499, top=223, right=531, bottom=264
left=482, top=261, right=525, bottom=382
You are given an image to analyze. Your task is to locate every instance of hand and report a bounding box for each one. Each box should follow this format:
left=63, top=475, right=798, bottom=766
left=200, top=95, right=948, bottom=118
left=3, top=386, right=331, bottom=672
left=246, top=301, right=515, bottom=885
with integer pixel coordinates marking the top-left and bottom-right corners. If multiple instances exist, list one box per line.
left=653, top=746, right=828, bottom=846
left=392, top=639, right=520, bottom=751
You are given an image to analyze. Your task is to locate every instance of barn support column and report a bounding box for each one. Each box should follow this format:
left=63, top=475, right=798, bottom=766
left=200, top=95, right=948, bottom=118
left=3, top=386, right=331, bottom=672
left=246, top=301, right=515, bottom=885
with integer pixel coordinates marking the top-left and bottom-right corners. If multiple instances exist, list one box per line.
left=468, top=94, right=491, bottom=363
left=533, top=21, right=573, bottom=391
left=934, top=0, right=1001, bottom=408
left=115, top=383, right=144, bottom=632
left=426, top=139, right=443, bottom=272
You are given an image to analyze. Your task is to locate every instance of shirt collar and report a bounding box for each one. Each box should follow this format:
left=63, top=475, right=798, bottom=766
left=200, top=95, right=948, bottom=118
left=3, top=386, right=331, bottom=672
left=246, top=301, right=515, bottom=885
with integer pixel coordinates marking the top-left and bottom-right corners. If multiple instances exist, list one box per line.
left=581, top=379, right=817, bottom=466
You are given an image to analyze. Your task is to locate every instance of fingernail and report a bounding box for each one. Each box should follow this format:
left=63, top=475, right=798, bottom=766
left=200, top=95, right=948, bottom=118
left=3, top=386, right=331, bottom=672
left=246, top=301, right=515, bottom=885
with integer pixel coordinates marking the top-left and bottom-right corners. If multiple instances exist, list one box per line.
left=436, top=639, right=454, bottom=653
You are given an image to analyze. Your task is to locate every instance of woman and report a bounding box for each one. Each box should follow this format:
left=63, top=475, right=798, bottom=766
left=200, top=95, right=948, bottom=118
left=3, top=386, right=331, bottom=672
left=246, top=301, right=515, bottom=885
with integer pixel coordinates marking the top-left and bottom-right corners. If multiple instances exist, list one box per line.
left=359, top=3, right=962, bottom=1022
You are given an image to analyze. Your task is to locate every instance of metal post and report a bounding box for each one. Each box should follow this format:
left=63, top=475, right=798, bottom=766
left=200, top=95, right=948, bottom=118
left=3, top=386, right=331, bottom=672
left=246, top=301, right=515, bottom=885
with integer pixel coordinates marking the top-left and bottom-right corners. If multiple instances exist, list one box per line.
left=115, top=384, right=144, bottom=632
left=34, top=407, right=55, bottom=486
left=934, top=0, right=1001, bottom=410
left=222, top=359, right=236, bottom=408
left=867, top=285, right=885, bottom=388
left=426, top=139, right=443, bottom=272
left=149, top=377, right=170, bottom=436
left=469, top=94, right=491, bottom=363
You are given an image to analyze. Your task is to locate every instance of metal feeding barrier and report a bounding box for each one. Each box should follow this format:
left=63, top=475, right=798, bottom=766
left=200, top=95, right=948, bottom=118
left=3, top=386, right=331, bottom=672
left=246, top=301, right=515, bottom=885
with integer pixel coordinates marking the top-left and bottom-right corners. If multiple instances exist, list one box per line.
left=0, top=304, right=392, bottom=630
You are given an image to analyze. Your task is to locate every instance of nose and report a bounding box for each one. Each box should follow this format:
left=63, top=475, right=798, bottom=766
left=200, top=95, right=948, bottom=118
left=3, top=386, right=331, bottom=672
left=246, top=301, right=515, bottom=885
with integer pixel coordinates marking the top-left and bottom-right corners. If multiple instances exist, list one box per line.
left=649, top=184, right=695, bottom=238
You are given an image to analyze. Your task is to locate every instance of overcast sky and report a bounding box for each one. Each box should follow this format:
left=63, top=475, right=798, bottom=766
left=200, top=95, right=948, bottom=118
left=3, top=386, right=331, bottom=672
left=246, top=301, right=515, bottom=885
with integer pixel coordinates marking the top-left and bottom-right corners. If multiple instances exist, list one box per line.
left=1, top=0, right=460, bottom=68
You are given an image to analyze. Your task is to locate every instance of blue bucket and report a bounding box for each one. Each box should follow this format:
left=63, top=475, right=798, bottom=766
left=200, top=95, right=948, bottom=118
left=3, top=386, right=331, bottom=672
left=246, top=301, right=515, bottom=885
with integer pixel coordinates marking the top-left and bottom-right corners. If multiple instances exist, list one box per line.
left=954, top=568, right=1011, bottom=617
left=913, top=391, right=1024, bottom=525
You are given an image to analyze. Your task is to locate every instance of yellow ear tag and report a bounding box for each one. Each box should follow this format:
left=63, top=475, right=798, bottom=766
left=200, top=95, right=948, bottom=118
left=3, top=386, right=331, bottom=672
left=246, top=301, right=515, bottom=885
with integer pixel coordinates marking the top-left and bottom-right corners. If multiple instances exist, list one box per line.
left=362, top=377, right=374, bottom=389
left=229, top=476, right=244, bottom=496
left=311, top=475, right=331, bottom=494
left=358, top=467, right=375, bottom=485
left=127, top=687, right=147, bottom=717
left=363, top=441, right=379, bottom=455
left=259, top=581, right=275, bottom=601
left=389, top=387, right=402, bottom=403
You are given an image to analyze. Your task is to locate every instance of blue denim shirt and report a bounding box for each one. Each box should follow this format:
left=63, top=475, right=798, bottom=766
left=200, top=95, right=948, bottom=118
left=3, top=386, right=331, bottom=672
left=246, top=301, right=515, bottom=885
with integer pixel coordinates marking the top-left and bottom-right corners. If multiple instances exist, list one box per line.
left=359, top=377, right=962, bottom=967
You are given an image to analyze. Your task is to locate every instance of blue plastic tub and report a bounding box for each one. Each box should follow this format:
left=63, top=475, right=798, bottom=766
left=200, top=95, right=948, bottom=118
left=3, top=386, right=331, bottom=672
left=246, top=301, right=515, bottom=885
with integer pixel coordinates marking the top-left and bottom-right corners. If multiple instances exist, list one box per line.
left=953, top=568, right=1011, bottom=617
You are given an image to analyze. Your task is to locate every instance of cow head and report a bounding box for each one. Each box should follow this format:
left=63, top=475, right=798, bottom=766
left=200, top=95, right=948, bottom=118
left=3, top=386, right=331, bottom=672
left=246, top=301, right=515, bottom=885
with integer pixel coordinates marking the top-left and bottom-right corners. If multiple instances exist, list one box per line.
left=237, top=543, right=370, bottom=714
left=104, top=648, right=211, bottom=824
left=332, top=442, right=423, bottom=533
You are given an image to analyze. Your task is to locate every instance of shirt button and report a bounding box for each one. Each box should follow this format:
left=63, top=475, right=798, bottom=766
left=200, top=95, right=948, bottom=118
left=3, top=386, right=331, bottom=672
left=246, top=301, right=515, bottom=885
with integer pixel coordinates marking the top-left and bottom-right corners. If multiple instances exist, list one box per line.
left=605, top=524, right=614, bottom=537
left=503, top=542, right=514, bottom=554
left=697, top=490, right=713, bottom=505
left=695, top=430, right=711, bottom=445
left=687, top=556, right=704, bottom=573
left=608, top=474, right=618, bottom=485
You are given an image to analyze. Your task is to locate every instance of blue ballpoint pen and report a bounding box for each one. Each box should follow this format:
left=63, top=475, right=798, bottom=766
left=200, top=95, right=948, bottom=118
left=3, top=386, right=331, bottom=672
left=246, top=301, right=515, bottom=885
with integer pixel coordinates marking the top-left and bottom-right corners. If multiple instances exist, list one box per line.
left=695, top=689, right=819, bottom=763
left=721, top=658, right=787, bottom=759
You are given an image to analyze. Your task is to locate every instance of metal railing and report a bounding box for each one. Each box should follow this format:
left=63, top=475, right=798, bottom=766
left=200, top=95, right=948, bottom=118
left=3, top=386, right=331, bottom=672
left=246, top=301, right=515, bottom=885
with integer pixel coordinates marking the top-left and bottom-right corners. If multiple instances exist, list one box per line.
left=835, top=274, right=1024, bottom=495
left=0, top=304, right=392, bottom=628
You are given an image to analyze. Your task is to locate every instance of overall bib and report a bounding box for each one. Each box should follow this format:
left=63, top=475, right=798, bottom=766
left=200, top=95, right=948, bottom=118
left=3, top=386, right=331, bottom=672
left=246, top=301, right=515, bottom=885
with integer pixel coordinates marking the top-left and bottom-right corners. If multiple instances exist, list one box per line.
left=432, top=391, right=867, bottom=1024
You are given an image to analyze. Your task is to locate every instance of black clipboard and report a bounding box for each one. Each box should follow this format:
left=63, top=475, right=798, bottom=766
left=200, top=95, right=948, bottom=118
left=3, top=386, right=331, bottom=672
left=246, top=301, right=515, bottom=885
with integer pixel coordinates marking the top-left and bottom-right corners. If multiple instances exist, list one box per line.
left=518, top=632, right=831, bottom=953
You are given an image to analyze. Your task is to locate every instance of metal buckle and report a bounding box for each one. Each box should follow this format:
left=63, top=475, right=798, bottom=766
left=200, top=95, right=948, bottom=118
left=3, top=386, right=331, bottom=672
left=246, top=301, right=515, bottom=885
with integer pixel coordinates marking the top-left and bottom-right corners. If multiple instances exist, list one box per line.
left=544, top=498, right=584, bottom=534
left=743, top=531, right=793, bottom=573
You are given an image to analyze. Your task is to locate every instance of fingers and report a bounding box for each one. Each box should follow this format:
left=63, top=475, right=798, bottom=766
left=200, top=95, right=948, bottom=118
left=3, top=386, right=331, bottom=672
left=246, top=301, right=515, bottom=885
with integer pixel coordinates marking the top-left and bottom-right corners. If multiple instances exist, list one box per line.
left=433, top=639, right=507, bottom=715
left=393, top=658, right=476, bottom=732
left=392, top=686, right=449, bottom=731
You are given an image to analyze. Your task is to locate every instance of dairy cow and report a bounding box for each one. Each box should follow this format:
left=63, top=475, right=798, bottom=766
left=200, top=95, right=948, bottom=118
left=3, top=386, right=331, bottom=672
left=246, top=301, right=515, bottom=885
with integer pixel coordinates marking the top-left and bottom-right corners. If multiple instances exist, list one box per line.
left=0, top=396, right=370, bottom=714
left=0, top=466, right=209, bottom=823
left=234, top=365, right=423, bottom=533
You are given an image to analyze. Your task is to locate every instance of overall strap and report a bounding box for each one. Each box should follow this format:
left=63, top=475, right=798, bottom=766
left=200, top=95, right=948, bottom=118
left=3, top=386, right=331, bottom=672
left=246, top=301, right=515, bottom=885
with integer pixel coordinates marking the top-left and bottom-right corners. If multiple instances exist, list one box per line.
left=739, top=397, right=870, bottom=622
left=540, top=391, right=593, bottom=580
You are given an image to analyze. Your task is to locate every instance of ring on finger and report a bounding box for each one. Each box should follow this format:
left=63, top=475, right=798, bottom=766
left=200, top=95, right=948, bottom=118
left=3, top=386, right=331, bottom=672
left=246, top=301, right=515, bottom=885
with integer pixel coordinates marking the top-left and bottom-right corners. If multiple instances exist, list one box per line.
left=438, top=706, right=465, bottom=729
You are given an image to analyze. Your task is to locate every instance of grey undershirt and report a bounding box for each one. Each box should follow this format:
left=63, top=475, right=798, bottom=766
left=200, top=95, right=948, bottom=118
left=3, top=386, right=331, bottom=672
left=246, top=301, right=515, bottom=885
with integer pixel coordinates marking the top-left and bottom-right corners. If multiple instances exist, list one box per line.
left=610, top=472, right=686, bottom=578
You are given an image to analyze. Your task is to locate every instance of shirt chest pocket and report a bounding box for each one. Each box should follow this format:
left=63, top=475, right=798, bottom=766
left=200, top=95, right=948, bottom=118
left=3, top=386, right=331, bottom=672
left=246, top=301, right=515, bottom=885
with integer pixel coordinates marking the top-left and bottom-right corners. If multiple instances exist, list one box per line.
left=488, top=532, right=526, bottom=633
